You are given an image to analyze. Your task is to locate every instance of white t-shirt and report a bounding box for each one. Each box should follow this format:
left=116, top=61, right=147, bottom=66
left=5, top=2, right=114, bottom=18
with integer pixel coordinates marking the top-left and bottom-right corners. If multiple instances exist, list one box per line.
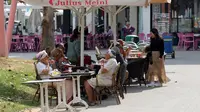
left=98, top=58, right=118, bottom=80
left=36, top=62, right=53, bottom=79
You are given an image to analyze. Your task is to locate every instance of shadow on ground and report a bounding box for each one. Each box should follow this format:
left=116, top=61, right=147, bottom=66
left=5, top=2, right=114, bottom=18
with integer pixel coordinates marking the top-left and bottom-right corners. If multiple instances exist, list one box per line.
left=89, top=85, right=153, bottom=109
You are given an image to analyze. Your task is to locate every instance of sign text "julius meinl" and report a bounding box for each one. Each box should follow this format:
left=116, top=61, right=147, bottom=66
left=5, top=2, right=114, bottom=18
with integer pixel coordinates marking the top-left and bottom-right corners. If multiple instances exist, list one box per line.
left=49, top=0, right=108, bottom=6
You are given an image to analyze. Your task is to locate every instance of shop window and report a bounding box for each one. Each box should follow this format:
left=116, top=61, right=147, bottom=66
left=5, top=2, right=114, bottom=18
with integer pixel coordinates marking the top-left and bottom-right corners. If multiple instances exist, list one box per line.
left=152, top=3, right=170, bottom=34
left=194, top=0, right=200, bottom=33
left=171, top=0, right=193, bottom=33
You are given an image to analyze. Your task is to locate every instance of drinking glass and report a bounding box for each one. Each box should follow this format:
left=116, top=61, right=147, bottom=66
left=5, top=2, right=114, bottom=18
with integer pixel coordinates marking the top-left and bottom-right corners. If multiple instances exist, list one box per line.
left=68, top=67, right=72, bottom=73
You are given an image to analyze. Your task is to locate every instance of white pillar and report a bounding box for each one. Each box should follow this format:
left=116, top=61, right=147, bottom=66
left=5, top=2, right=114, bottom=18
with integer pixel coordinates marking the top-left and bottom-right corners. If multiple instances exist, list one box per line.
left=55, top=13, right=57, bottom=30
left=108, top=6, right=112, bottom=27
left=72, top=11, right=76, bottom=30
left=129, top=6, right=138, bottom=34
left=104, top=9, right=107, bottom=33
left=142, top=6, right=151, bottom=35
left=86, top=8, right=92, bottom=33
left=138, top=7, right=143, bottom=33
left=92, top=9, right=96, bottom=34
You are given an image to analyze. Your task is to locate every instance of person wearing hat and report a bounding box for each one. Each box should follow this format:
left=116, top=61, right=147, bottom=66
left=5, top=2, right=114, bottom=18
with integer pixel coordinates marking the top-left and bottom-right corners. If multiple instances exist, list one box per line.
left=84, top=49, right=118, bottom=106
left=36, top=50, right=73, bottom=103
left=36, top=50, right=52, bottom=79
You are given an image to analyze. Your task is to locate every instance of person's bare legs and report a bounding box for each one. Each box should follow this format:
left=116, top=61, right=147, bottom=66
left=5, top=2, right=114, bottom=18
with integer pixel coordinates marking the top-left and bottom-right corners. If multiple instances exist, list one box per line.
left=84, top=81, right=94, bottom=103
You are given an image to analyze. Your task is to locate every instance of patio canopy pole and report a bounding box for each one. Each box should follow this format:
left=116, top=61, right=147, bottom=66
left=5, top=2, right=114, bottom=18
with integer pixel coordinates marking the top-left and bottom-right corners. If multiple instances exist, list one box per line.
left=111, top=7, right=117, bottom=45
left=80, top=6, right=85, bottom=66
left=6, top=0, right=18, bottom=52
left=0, top=0, right=8, bottom=57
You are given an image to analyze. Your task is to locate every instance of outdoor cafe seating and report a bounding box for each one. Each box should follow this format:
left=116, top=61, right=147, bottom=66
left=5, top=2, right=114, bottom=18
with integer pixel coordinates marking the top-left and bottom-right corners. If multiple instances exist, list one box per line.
left=10, top=33, right=110, bottom=53
left=23, top=39, right=150, bottom=112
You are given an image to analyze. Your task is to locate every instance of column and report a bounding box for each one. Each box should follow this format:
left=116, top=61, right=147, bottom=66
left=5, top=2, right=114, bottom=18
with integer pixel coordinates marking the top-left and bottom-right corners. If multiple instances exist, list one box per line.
left=142, top=6, right=151, bottom=35
left=104, top=9, right=107, bottom=33
left=91, top=9, right=96, bottom=34
left=0, top=0, right=8, bottom=57
left=129, top=6, right=138, bottom=34
left=108, top=6, right=112, bottom=27
left=55, top=13, right=57, bottom=30
left=72, top=11, right=77, bottom=30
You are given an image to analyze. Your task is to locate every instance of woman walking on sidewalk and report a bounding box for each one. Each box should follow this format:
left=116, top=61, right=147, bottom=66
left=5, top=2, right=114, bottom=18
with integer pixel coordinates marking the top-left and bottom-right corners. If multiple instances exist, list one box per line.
left=147, top=28, right=169, bottom=87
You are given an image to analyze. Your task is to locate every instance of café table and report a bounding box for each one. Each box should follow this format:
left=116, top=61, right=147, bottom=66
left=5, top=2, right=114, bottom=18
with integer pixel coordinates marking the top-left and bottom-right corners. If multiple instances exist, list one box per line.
left=23, top=79, right=74, bottom=112
left=52, top=71, right=95, bottom=109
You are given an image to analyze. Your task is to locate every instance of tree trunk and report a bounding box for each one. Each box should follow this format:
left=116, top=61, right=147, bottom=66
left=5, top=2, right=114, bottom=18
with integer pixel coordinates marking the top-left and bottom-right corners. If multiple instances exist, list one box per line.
left=40, top=7, right=55, bottom=51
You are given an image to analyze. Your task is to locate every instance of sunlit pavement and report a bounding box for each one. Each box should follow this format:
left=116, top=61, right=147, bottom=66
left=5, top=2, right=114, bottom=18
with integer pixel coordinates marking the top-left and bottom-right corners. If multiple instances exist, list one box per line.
left=9, top=50, right=107, bottom=61
left=13, top=51, right=200, bottom=112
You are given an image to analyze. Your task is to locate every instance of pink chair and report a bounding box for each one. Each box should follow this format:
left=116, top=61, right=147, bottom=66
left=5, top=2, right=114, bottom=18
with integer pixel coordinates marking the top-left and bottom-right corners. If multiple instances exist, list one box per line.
left=86, top=34, right=92, bottom=49
left=55, top=35, right=63, bottom=44
left=177, top=33, right=184, bottom=49
left=10, top=35, right=19, bottom=52
left=25, top=36, right=35, bottom=52
left=146, top=33, right=152, bottom=41
left=138, top=33, right=146, bottom=42
left=183, top=33, right=195, bottom=50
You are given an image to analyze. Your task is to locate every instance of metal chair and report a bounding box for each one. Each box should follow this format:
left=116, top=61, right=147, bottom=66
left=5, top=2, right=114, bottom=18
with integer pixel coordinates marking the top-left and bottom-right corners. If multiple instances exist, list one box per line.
left=32, top=62, right=58, bottom=106
left=95, top=63, right=121, bottom=105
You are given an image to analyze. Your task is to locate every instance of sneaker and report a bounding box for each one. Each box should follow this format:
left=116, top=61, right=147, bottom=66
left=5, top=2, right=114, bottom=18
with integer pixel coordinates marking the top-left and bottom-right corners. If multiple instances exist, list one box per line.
left=147, top=82, right=155, bottom=87
left=154, top=82, right=163, bottom=87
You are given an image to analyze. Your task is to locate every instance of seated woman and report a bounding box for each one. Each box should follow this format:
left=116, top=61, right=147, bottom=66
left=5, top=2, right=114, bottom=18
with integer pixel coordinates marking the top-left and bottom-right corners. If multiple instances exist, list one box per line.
left=50, top=48, right=73, bottom=103
left=84, top=49, right=118, bottom=105
left=36, top=50, right=73, bottom=103
left=51, top=48, right=72, bottom=71
left=36, top=50, right=53, bottom=79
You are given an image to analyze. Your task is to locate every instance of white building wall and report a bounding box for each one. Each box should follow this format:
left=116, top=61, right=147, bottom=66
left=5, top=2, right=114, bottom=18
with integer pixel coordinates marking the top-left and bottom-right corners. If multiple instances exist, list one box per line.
left=117, top=9, right=126, bottom=27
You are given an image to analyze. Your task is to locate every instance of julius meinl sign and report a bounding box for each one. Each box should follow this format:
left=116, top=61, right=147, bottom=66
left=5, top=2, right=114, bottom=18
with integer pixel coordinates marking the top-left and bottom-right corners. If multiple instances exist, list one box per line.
left=49, top=0, right=108, bottom=6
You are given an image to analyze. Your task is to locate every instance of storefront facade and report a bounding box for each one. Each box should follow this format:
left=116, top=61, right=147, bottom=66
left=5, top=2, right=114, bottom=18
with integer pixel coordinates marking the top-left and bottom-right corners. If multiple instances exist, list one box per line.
left=151, top=0, right=200, bottom=34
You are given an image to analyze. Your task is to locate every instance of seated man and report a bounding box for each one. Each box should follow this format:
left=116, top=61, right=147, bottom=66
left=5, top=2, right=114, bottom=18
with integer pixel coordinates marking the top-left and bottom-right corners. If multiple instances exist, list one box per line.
left=36, top=50, right=73, bottom=103
left=84, top=49, right=118, bottom=106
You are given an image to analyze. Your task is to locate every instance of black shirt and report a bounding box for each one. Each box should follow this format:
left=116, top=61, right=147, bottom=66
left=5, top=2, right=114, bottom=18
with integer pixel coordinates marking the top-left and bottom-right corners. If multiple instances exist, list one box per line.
left=150, top=37, right=164, bottom=58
